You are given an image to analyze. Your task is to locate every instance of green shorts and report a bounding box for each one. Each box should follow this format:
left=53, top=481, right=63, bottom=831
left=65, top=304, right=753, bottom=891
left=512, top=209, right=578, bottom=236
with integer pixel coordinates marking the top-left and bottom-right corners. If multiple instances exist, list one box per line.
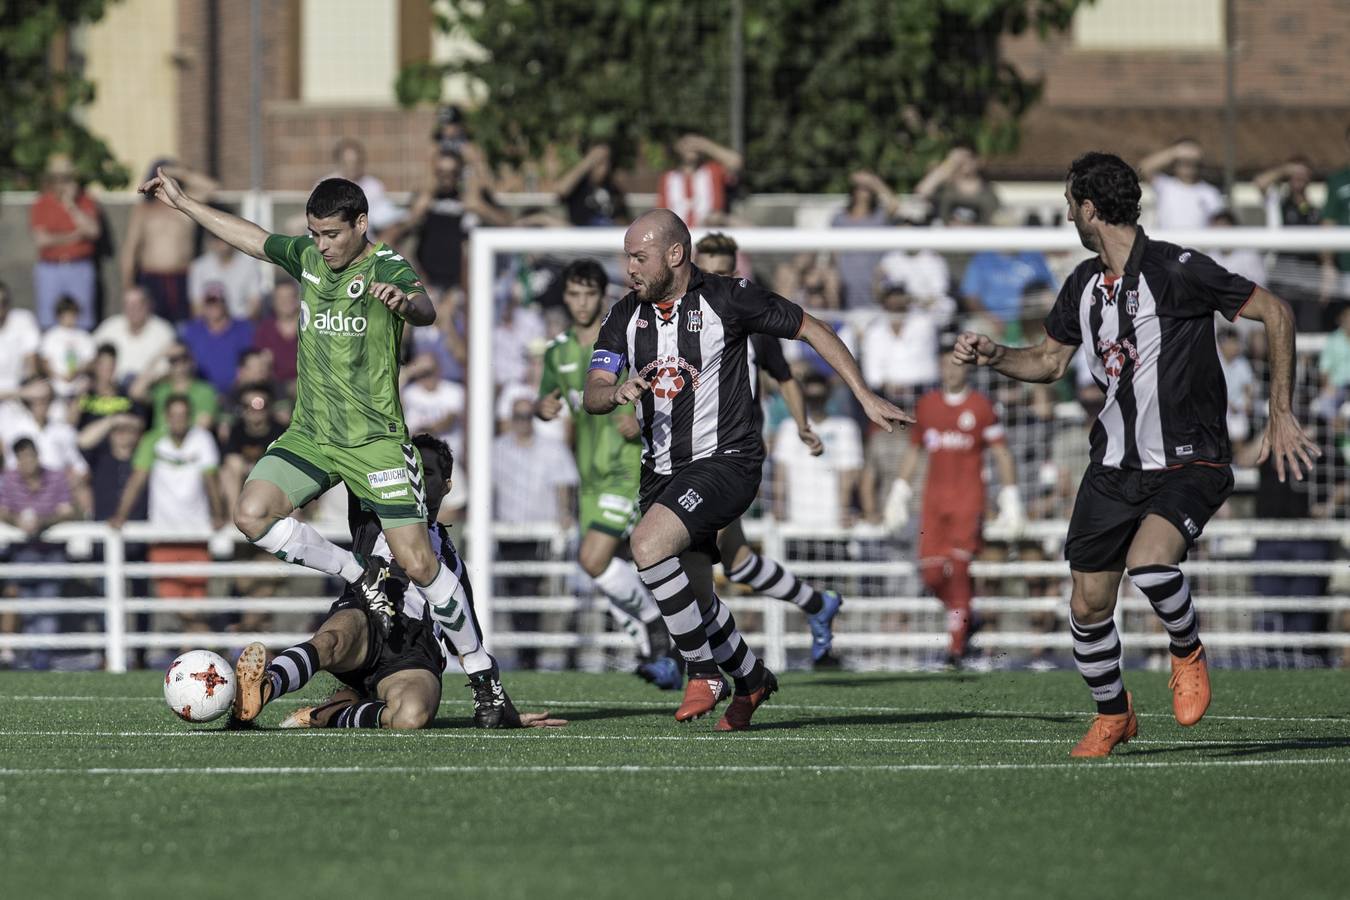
left=247, top=428, right=427, bottom=530
left=580, top=486, right=639, bottom=539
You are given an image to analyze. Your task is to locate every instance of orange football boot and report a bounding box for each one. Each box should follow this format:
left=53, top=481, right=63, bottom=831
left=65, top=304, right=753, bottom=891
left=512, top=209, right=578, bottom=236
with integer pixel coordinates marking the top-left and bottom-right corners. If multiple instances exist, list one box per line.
left=675, top=676, right=729, bottom=722
left=716, top=671, right=778, bottom=731
left=1070, top=692, right=1138, bottom=758
left=1169, top=645, right=1211, bottom=726
left=231, top=642, right=272, bottom=723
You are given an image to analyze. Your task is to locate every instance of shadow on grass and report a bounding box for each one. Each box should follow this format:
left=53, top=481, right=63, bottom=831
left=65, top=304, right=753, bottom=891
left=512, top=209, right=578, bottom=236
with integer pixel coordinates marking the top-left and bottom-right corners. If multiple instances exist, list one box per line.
left=754, top=709, right=1078, bottom=731
left=1123, top=737, right=1350, bottom=759
left=426, top=705, right=659, bottom=729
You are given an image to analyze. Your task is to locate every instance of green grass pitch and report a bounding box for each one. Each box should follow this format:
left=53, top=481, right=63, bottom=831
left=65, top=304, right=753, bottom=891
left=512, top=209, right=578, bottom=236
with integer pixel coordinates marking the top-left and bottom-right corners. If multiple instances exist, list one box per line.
left=2, top=669, right=1348, bottom=900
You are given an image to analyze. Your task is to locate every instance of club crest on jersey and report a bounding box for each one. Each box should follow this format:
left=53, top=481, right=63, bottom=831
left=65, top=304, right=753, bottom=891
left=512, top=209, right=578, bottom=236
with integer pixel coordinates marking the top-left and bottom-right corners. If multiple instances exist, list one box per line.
left=686, top=309, right=703, bottom=332
left=346, top=275, right=366, bottom=299
left=957, top=410, right=977, bottom=432
left=1125, top=290, right=1139, bottom=316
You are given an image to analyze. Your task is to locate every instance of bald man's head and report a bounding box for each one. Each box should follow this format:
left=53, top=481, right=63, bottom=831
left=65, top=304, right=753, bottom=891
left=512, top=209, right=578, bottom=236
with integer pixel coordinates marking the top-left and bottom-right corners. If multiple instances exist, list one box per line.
left=623, top=208, right=693, bottom=303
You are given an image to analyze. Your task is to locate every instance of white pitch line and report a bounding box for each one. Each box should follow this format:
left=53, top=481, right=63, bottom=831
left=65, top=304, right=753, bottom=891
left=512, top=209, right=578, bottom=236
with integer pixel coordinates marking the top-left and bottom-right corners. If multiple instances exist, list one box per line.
left=5, top=730, right=1349, bottom=748
left=4, top=694, right=1348, bottom=724
left=1, top=758, right=1348, bottom=777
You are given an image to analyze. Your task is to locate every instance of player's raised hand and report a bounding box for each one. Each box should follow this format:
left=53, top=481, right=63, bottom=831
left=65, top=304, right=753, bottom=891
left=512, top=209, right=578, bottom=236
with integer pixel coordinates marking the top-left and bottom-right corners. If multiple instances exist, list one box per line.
left=370, top=282, right=412, bottom=315
left=138, top=166, right=188, bottom=211
left=798, top=423, right=824, bottom=456
left=616, top=412, right=641, bottom=440
left=859, top=391, right=914, bottom=433
left=535, top=389, right=563, bottom=421
left=612, top=378, right=650, bottom=406
left=953, top=331, right=1000, bottom=366
left=1256, top=410, right=1322, bottom=483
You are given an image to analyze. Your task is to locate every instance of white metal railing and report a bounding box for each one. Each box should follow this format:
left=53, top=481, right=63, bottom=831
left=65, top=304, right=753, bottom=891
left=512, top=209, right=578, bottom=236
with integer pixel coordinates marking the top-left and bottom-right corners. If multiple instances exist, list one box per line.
left=1, top=519, right=1346, bottom=672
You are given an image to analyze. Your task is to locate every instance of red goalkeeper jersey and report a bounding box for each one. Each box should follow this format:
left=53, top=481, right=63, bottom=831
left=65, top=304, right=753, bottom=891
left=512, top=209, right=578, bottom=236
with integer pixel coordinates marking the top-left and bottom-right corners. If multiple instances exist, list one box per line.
left=912, top=388, right=1004, bottom=518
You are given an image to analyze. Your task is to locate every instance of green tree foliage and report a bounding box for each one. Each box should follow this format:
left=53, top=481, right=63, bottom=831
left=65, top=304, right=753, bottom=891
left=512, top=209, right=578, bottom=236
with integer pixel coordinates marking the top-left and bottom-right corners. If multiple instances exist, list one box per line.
left=400, top=0, right=1083, bottom=192
left=0, top=0, right=129, bottom=189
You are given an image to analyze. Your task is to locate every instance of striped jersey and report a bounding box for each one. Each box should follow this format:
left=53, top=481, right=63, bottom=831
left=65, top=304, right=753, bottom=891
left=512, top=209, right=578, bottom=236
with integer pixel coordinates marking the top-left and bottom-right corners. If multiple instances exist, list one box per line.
left=263, top=235, right=424, bottom=447
left=589, top=267, right=805, bottom=475
left=1043, top=227, right=1256, bottom=470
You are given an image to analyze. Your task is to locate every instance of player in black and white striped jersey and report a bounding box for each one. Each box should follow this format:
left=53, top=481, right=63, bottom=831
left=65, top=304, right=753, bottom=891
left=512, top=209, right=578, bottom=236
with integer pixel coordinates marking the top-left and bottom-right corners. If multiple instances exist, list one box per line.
left=585, top=210, right=911, bottom=729
left=694, top=232, right=846, bottom=668
left=955, top=152, right=1319, bottom=757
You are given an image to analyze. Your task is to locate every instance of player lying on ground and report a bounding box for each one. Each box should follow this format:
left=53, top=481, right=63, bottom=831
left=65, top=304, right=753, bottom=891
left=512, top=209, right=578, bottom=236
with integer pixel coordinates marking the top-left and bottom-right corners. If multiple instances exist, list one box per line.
left=885, top=345, right=1023, bottom=669
left=232, top=434, right=565, bottom=730
left=695, top=233, right=845, bottom=668
left=585, top=210, right=912, bottom=729
left=954, top=151, right=1319, bottom=757
left=138, top=170, right=469, bottom=649
left=536, top=259, right=681, bottom=690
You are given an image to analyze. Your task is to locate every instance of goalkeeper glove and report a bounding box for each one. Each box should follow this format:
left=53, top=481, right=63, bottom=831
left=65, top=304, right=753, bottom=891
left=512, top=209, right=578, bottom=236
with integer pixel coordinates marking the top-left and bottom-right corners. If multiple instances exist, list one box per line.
left=883, top=478, right=913, bottom=532
left=994, top=485, right=1026, bottom=540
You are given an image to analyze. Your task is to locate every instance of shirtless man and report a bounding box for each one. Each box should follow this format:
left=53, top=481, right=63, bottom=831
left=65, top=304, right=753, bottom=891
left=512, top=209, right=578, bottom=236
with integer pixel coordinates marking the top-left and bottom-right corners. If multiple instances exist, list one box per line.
left=120, top=159, right=218, bottom=323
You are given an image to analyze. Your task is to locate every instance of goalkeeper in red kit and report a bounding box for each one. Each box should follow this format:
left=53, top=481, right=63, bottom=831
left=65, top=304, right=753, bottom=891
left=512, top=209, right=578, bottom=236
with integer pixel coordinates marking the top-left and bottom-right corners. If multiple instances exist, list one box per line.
left=885, top=347, right=1023, bottom=667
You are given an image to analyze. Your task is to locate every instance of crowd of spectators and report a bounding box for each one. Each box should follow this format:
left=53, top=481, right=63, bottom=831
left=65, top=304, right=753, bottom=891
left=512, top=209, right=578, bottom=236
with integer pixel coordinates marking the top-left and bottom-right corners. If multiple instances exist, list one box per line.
left=3, top=122, right=1349, bottom=670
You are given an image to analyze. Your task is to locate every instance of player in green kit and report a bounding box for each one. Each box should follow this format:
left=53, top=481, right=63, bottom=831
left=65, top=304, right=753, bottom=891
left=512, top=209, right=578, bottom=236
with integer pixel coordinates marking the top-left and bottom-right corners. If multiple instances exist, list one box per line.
left=535, top=259, right=681, bottom=689
left=137, top=169, right=501, bottom=720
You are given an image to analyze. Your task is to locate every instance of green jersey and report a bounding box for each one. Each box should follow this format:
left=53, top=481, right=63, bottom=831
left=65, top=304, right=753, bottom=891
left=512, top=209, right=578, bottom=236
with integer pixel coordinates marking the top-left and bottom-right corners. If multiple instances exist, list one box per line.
left=1321, top=167, right=1350, bottom=271
left=263, top=235, right=423, bottom=446
left=538, top=328, right=641, bottom=488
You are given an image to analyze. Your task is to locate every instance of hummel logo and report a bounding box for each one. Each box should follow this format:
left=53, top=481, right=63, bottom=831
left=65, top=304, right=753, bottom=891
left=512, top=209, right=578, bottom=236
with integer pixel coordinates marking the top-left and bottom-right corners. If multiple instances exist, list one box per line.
left=302, top=270, right=321, bottom=285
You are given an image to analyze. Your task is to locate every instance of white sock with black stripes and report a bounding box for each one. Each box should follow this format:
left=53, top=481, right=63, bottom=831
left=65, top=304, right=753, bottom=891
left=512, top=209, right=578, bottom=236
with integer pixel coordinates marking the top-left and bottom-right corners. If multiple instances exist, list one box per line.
left=638, top=557, right=716, bottom=672
left=1128, top=565, right=1201, bottom=657
left=249, top=517, right=364, bottom=583
left=1070, top=614, right=1127, bottom=715
left=727, top=552, right=825, bottom=616
left=418, top=562, right=493, bottom=674
left=701, top=594, right=765, bottom=695
left=328, top=701, right=387, bottom=728
left=265, top=641, right=319, bottom=700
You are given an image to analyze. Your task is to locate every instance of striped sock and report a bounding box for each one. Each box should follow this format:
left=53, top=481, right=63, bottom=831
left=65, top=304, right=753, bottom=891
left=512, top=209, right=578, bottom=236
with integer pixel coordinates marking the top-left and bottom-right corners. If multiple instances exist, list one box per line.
left=1071, top=615, right=1127, bottom=715
left=265, top=641, right=319, bottom=700
left=638, top=557, right=716, bottom=674
left=1129, top=565, right=1201, bottom=657
left=701, top=594, right=765, bottom=695
left=727, top=552, right=825, bottom=615
left=329, top=701, right=387, bottom=728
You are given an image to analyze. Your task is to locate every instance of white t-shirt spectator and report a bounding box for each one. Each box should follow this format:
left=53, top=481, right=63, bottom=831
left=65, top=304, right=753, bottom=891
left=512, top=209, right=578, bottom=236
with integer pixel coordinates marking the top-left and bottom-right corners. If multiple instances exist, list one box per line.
left=492, top=307, right=546, bottom=388
left=877, top=250, right=950, bottom=302
left=92, top=314, right=177, bottom=382
left=39, top=324, right=96, bottom=398
left=491, top=432, right=578, bottom=524
left=0, top=307, right=40, bottom=394
left=1151, top=174, right=1225, bottom=230
left=1210, top=248, right=1267, bottom=288
left=1, top=410, right=88, bottom=477
left=495, top=381, right=568, bottom=445
left=401, top=377, right=466, bottom=445
left=1219, top=351, right=1255, bottom=442
left=133, top=426, right=219, bottom=529
left=860, top=310, right=940, bottom=390
left=188, top=250, right=263, bottom=320
left=772, top=415, right=863, bottom=529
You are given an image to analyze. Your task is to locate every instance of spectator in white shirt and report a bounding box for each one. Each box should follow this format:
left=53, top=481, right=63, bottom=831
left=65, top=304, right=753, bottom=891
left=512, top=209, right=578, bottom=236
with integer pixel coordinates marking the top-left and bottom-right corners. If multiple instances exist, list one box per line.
left=1206, top=209, right=1268, bottom=287
left=331, top=138, right=403, bottom=235
left=39, top=296, right=96, bottom=400
left=772, top=373, right=864, bottom=529
left=1139, top=139, right=1226, bottom=230
left=0, top=281, right=41, bottom=402
left=491, top=397, right=578, bottom=525
left=2, top=377, right=91, bottom=514
left=859, top=285, right=941, bottom=401
left=188, top=233, right=263, bottom=320
left=91, top=286, right=177, bottom=384
left=1217, top=328, right=1255, bottom=446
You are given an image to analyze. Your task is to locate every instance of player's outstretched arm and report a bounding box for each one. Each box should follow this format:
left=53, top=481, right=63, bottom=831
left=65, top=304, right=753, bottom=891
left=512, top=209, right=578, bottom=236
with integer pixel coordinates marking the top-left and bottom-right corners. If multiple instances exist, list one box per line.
left=137, top=167, right=270, bottom=260
left=1241, top=287, right=1322, bottom=482
left=953, top=331, right=1076, bottom=384
left=797, top=314, right=913, bottom=433
left=582, top=369, right=648, bottom=415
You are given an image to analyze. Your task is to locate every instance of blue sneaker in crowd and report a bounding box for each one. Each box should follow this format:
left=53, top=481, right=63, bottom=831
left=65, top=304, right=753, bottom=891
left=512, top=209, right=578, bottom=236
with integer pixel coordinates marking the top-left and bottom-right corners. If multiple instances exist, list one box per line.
left=637, top=655, right=683, bottom=691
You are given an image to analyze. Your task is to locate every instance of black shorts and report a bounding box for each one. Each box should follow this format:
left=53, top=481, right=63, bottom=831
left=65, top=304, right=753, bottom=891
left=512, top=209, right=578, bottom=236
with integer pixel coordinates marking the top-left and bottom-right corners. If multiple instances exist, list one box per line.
left=328, top=593, right=445, bottom=698
left=639, top=454, right=762, bottom=557
left=1065, top=462, right=1234, bottom=572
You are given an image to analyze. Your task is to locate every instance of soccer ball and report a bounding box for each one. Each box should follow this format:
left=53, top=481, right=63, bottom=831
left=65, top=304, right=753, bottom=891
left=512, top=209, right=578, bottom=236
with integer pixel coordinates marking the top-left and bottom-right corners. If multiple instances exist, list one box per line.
left=164, top=649, right=237, bottom=723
